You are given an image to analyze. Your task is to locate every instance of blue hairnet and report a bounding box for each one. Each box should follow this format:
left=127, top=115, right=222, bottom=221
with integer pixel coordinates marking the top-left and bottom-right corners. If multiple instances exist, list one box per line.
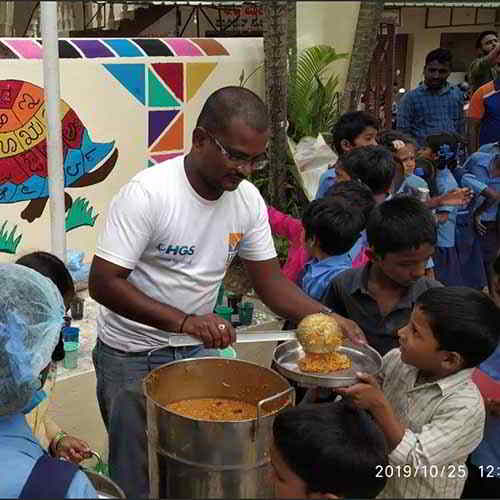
left=0, top=264, right=64, bottom=416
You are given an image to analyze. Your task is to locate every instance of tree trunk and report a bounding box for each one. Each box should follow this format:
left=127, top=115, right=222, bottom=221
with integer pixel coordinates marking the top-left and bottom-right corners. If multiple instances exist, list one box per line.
left=341, top=0, right=385, bottom=114
left=287, top=1, right=297, bottom=87
left=263, top=1, right=289, bottom=211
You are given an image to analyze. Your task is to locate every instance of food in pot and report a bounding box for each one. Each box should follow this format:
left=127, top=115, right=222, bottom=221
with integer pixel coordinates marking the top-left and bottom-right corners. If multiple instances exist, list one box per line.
left=296, top=313, right=344, bottom=353
left=298, top=351, right=352, bottom=373
left=166, top=397, right=260, bottom=421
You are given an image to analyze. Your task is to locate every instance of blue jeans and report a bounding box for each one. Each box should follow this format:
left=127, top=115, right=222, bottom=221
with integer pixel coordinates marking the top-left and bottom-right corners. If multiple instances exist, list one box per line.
left=92, top=338, right=219, bottom=498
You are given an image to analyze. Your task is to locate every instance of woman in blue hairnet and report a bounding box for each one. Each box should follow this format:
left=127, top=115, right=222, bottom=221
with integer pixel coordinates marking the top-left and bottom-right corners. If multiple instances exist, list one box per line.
left=0, top=264, right=97, bottom=498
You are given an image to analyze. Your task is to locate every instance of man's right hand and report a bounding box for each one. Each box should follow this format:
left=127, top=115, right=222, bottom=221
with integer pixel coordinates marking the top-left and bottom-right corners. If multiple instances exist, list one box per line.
left=329, top=312, right=367, bottom=345
left=182, top=313, right=236, bottom=349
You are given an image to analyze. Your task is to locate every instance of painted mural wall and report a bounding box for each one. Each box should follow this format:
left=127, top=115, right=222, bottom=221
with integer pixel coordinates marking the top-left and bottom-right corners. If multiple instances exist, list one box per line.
left=0, top=37, right=264, bottom=262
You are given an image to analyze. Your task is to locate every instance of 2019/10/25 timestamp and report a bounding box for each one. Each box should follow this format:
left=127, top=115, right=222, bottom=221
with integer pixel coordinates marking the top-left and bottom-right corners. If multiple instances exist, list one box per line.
left=478, top=465, right=500, bottom=478
left=375, top=465, right=467, bottom=479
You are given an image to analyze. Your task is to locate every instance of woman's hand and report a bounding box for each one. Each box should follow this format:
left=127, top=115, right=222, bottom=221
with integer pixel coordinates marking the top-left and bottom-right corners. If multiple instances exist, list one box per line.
left=54, top=435, right=92, bottom=463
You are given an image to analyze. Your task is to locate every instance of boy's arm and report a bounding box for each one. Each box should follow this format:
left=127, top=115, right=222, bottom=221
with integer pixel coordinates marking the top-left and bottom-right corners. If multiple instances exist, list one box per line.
left=342, top=380, right=485, bottom=465
left=386, top=397, right=485, bottom=468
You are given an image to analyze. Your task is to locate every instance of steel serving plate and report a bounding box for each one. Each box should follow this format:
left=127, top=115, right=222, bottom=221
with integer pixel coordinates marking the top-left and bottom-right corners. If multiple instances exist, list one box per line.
left=273, top=340, right=382, bottom=388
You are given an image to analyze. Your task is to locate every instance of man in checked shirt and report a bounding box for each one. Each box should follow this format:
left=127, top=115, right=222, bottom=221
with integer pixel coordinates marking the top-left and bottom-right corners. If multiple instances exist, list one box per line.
left=339, top=287, right=500, bottom=498
left=397, top=48, right=465, bottom=149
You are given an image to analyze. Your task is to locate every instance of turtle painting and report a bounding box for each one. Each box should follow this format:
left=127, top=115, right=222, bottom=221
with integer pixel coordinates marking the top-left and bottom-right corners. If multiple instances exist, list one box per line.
left=0, top=79, right=118, bottom=222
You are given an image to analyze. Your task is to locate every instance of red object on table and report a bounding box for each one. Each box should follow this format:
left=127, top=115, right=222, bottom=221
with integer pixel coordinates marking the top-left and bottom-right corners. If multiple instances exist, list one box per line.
left=472, top=368, right=500, bottom=400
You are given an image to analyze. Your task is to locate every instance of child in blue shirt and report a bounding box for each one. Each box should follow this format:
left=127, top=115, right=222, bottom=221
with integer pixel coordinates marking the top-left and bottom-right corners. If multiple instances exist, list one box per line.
left=299, top=197, right=365, bottom=300
left=315, top=111, right=379, bottom=199
left=417, top=133, right=463, bottom=285
left=460, top=151, right=500, bottom=292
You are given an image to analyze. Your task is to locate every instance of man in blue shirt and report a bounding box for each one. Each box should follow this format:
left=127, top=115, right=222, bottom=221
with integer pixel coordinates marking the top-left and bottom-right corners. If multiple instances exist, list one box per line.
left=397, top=48, right=464, bottom=148
left=461, top=152, right=500, bottom=291
left=299, top=197, right=365, bottom=301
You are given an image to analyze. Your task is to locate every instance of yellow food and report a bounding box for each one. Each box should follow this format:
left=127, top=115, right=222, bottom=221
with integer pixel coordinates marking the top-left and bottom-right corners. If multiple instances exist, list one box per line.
left=297, top=313, right=344, bottom=353
left=166, top=398, right=259, bottom=421
left=298, top=352, right=352, bottom=373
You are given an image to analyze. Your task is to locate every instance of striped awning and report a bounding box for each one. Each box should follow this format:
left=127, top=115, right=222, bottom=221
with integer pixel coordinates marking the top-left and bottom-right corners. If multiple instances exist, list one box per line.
left=385, top=1, right=500, bottom=7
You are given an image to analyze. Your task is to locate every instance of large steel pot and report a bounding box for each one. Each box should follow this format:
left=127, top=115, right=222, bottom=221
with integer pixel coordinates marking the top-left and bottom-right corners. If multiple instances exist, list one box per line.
left=143, top=357, right=294, bottom=499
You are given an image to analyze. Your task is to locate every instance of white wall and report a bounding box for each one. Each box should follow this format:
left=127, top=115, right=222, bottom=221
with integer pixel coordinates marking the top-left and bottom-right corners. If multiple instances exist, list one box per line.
left=297, top=1, right=360, bottom=88
left=397, top=7, right=496, bottom=89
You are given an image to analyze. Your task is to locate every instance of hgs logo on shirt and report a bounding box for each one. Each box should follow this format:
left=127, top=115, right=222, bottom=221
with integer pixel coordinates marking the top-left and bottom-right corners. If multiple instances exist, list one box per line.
left=157, top=244, right=195, bottom=256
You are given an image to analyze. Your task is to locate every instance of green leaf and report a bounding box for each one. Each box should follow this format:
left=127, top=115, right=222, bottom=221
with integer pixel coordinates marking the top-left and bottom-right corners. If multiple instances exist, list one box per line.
left=288, top=45, right=348, bottom=141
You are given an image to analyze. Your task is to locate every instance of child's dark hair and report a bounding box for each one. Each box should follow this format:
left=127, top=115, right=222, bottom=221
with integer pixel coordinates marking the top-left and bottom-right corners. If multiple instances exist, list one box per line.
left=367, top=196, right=437, bottom=257
left=476, top=30, right=497, bottom=50
left=16, top=252, right=75, bottom=362
left=273, top=401, right=388, bottom=498
left=16, top=251, right=75, bottom=300
left=302, top=198, right=365, bottom=255
left=417, top=287, right=500, bottom=368
left=377, top=129, right=416, bottom=153
left=341, top=145, right=396, bottom=195
left=424, top=131, right=458, bottom=155
left=332, top=111, right=379, bottom=157
left=425, top=48, right=452, bottom=67
left=325, top=180, right=376, bottom=222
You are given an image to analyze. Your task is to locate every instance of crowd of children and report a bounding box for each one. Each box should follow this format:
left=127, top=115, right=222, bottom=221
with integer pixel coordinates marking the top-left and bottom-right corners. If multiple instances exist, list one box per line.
left=268, top=110, right=500, bottom=499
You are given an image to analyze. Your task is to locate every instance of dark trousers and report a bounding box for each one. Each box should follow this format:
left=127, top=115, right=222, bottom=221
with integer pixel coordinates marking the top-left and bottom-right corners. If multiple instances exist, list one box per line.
left=462, top=459, right=500, bottom=498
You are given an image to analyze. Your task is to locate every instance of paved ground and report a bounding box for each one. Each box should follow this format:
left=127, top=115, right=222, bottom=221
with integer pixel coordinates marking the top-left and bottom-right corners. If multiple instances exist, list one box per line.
left=47, top=290, right=283, bottom=465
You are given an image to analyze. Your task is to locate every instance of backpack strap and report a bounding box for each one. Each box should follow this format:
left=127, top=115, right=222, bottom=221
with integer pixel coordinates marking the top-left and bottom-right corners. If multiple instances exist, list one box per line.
left=20, top=453, right=79, bottom=499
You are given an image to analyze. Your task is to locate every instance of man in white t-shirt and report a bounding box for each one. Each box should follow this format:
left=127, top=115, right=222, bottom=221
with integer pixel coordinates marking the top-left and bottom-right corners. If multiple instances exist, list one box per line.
left=89, top=86, right=365, bottom=497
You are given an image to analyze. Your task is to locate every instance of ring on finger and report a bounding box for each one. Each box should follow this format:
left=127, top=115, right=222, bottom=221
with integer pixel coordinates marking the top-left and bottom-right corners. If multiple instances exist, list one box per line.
left=218, top=324, right=226, bottom=331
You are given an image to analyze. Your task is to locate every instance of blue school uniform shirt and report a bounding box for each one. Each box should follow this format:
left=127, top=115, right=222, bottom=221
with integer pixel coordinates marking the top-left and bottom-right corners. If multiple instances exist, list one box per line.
left=470, top=345, right=500, bottom=478
left=0, top=414, right=97, bottom=498
left=394, top=177, right=435, bottom=269
left=461, top=152, right=500, bottom=222
left=300, top=252, right=352, bottom=301
left=315, top=168, right=336, bottom=200
left=435, top=168, right=458, bottom=247
left=479, top=142, right=500, bottom=155
left=396, top=173, right=429, bottom=195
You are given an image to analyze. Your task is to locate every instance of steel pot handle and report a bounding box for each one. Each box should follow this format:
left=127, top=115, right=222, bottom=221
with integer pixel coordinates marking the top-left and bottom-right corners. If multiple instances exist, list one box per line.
left=252, top=386, right=295, bottom=441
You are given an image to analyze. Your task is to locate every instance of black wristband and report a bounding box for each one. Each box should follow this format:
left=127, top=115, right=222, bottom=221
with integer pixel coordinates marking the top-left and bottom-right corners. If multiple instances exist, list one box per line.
left=179, top=314, right=194, bottom=333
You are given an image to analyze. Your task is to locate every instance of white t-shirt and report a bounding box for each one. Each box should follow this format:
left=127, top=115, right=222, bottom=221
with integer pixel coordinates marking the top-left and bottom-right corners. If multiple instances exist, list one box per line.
left=95, top=156, right=277, bottom=351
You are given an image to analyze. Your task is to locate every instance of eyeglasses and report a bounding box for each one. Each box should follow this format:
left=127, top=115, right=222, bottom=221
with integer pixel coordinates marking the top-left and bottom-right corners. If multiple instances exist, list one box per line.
left=199, top=127, right=268, bottom=171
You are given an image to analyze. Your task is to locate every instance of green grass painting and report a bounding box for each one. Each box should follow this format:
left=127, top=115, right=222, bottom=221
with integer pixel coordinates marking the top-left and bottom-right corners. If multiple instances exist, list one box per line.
left=0, top=220, right=22, bottom=255
left=65, top=197, right=98, bottom=232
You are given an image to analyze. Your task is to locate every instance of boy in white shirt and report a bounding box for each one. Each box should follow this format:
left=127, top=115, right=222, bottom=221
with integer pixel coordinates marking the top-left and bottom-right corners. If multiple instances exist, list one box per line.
left=340, top=286, right=500, bottom=498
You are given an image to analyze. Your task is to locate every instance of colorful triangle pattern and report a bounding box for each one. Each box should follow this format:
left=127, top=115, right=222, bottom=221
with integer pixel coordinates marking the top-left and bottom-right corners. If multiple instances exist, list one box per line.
left=186, top=63, right=217, bottom=102
left=104, top=63, right=145, bottom=105
left=152, top=63, right=183, bottom=102
left=151, top=114, right=184, bottom=153
left=148, top=68, right=180, bottom=108
left=149, top=110, right=179, bottom=147
left=152, top=152, right=183, bottom=164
